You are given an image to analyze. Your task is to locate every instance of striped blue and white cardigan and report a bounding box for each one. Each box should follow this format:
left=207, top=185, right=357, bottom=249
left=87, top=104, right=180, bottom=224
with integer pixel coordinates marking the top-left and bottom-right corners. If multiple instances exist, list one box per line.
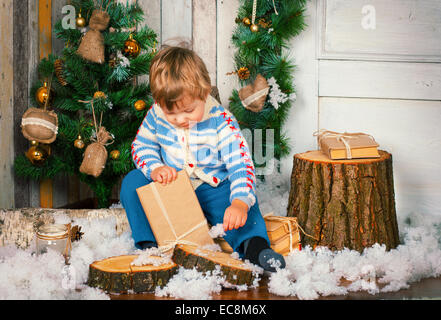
left=131, top=95, right=257, bottom=209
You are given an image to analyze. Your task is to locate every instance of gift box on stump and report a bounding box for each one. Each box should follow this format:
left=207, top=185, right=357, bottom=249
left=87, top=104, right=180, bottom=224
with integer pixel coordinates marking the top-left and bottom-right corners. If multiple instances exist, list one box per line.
left=314, top=130, right=380, bottom=160
left=136, top=170, right=214, bottom=252
left=214, top=213, right=305, bottom=256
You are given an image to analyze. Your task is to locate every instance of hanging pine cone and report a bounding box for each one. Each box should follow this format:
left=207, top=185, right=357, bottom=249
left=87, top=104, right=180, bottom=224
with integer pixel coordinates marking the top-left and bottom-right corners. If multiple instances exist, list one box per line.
left=237, top=67, right=250, bottom=80
left=54, top=59, right=67, bottom=86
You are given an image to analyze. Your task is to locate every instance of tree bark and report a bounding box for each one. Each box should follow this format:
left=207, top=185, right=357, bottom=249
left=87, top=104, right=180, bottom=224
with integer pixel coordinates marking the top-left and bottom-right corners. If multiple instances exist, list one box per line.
left=172, top=244, right=257, bottom=286
left=287, top=150, right=400, bottom=252
left=88, top=255, right=178, bottom=294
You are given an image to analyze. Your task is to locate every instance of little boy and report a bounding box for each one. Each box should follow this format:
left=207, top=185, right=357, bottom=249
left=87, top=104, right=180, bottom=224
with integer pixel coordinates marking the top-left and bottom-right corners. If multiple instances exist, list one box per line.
left=120, top=45, right=285, bottom=272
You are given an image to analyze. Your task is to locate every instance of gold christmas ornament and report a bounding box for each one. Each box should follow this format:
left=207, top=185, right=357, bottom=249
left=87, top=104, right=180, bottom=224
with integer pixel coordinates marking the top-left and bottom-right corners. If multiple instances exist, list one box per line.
left=76, top=12, right=86, bottom=28
left=110, top=150, right=120, bottom=160
left=250, top=24, right=259, bottom=32
left=35, top=82, right=54, bottom=108
left=26, top=144, right=49, bottom=166
left=93, top=91, right=107, bottom=99
left=74, top=135, right=85, bottom=149
left=54, top=59, right=68, bottom=86
left=237, top=67, right=250, bottom=80
left=242, top=17, right=251, bottom=26
left=134, top=100, right=146, bottom=111
left=123, top=34, right=140, bottom=58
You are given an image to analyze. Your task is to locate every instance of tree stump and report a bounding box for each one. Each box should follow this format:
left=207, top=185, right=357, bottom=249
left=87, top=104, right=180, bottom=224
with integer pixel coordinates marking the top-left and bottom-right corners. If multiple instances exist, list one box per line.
left=88, top=255, right=177, bottom=294
left=172, top=244, right=257, bottom=286
left=287, top=150, right=399, bottom=252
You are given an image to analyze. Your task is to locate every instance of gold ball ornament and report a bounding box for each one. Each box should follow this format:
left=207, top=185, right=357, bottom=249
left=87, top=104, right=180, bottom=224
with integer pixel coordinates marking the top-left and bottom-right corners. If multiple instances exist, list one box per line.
left=35, top=82, right=54, bottom=108
left=26, top=144, right=49, bottom=166
left=123, top=34, right=140, bottom=58
left=134, top=100, right=146, bottom=111
left=93, top=91, right=107, bottom=99
left=74, top=135, right=85, bottom=149
left=110, top=150, right=120, bottom=160
left=250, top=24, right=259, bottom=33
left=76, top=13, right=86, bottom=28
left=242, top=17, right=251, bottom=26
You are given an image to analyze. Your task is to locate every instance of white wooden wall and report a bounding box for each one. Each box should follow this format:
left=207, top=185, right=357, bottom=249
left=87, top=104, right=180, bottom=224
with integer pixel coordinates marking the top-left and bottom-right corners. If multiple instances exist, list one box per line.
left=283, top=0, right=441, bottom=217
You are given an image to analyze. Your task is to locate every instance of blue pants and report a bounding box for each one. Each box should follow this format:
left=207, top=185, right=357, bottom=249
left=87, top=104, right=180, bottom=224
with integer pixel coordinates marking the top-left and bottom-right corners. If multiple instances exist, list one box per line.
left=120, top=169, right=270, bottom=256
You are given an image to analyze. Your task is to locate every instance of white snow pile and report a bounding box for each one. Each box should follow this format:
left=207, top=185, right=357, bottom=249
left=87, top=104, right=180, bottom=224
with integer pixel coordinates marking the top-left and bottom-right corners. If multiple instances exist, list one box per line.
left=1, top=165, right=441, bottom=300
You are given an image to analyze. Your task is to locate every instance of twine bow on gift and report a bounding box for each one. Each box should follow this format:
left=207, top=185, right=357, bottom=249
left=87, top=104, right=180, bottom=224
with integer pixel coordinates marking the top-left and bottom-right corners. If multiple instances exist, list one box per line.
left=313, top=130, right=376, bottom=160
left=264, top=213, right=318, bottom=253
left=150, top=182, right=209, bottom=254
left=78, top=99, right=114, bottom=147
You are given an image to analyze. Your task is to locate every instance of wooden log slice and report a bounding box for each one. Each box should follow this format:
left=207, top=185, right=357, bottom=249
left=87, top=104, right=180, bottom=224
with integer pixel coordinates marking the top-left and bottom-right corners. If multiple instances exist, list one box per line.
left=88, top=255, right=177, bottom=294
left=287, top=150, right=399, bottom=252
left=172, top=244, right=257, bottom=286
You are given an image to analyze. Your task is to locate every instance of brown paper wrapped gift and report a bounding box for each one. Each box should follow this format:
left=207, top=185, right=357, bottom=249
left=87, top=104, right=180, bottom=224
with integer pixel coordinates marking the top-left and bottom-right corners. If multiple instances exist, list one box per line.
left=213, top=213, right=304, bottom=256
left=136, top=170, right=214, bottom=252
left=314, top=130, right=380, bottom=160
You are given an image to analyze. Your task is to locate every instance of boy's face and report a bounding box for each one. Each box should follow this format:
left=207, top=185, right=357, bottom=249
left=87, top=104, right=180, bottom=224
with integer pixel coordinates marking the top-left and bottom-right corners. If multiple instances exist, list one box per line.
left=161, top=93, right=206, bottom=129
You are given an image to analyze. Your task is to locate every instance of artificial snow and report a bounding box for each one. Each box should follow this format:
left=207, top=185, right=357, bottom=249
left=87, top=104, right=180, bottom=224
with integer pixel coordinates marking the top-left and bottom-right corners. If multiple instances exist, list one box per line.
left=1, top=164, right=441, bottom=299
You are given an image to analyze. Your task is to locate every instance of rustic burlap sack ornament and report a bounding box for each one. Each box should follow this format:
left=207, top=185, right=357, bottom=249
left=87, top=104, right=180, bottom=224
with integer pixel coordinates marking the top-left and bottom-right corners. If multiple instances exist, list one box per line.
left=21, top=107, right=58, bottom=144
left=77, top=9, right=110, bottom=64
left=80, top=126, right=113, bottom=177
left=238, top=74, right=270, bottom=112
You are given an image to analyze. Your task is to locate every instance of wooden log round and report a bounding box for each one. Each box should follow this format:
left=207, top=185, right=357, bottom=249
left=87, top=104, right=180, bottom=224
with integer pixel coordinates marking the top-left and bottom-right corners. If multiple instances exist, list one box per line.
left=287, top=150, right=400, bottom=252
left=88, top=255, right=177, bottom=294
left=172, top=244, right=257, bottom=286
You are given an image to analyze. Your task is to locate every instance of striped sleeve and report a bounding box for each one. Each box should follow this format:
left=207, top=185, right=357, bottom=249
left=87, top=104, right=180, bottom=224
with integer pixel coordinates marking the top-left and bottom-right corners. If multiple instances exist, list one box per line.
left=131, top=106, right=164, bottom=180
left=216, top=107, right=256, bottom=209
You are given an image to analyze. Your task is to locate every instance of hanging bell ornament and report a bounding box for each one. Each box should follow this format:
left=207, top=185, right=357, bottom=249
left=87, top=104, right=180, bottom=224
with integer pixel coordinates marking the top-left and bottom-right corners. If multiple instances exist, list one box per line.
left=74, top=135, right=85, bottom=149
left=110, top=150, right=120, bottom=160
left=76, top=12, right=86, bottom=28
left=35, top=81, right=54, bottom=108
left=242, top=17, right=251, bottom=26
left=134, top=100, right=146, bottom=111
left=123, top=34, right=140, bottom=58
left=26, top=143, right=49, bottom=166
left=250, top=24, right=259, bottom=32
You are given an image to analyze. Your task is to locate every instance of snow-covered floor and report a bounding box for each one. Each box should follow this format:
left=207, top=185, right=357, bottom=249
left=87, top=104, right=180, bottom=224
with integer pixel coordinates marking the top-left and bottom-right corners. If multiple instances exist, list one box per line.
left=1, top=170, right=441, bottom=300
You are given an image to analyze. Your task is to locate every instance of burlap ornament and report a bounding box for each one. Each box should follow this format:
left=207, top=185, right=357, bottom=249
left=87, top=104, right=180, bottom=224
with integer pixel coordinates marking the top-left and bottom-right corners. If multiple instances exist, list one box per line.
left=78, top=99, right=114, bottom=177
left=21, top=107, right=58, bottom=144
left=77, top=9, right=110, bottom=64
left=80, top=126, right=113, bottom=177
left=238, top=74, right=270, bottom=113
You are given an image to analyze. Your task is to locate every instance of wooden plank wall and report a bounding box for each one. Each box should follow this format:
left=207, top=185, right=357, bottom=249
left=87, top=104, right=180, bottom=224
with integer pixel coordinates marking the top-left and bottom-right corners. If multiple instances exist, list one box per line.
left=4, top=0, right=232, bottom=209
left=0, top=0, right=15, bottom=209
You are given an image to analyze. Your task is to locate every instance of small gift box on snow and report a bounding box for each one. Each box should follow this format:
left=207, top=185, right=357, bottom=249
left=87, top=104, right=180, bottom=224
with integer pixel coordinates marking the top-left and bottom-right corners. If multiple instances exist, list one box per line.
left=136, top=170, right=214, bottom=253
left=314, top=130, right=380, bottom=160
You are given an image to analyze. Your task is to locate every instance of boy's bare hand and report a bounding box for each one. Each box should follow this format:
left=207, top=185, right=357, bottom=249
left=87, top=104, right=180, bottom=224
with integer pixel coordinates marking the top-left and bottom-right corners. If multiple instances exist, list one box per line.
left=223, top=199, right=248, bottom=232
left=151, top=166, right=177, bottom=185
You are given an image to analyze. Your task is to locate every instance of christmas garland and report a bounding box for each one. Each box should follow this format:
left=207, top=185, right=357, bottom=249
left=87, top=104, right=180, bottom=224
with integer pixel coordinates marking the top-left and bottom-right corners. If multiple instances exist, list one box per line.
left=228, top=0, right=307, bottom=166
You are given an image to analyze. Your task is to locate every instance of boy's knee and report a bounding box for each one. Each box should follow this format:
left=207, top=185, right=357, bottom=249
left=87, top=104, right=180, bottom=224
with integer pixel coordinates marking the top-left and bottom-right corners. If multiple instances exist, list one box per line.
left=120, top=169, right=149, bottom=199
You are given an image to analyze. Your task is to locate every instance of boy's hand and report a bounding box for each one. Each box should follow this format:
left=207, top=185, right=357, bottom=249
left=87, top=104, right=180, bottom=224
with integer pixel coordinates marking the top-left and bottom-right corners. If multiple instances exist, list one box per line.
left=151, top=166, right=177, bottom=185
left=223, top=199, right=248, bottom=232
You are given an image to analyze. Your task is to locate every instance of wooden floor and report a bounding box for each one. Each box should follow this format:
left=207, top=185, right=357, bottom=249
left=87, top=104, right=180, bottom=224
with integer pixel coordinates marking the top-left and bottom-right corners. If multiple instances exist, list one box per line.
left=110, top=274, right=441, bottom=300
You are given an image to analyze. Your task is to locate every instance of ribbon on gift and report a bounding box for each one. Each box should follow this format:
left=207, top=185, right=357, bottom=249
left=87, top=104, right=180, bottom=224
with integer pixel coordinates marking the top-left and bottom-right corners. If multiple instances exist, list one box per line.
left=264, top=213, right=318, bottom=253
left=313, top=130, right=376, bottom=160
left=150, top=182, right=209, bottom=254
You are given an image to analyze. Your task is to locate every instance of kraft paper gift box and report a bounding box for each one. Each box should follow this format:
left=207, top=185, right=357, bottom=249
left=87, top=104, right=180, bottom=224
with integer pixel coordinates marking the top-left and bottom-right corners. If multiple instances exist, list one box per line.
left=136, top=170, right=214, bottom=251
left=314, top=130, right=380, bottom=160
left=213, top=213, right=302, bottom=256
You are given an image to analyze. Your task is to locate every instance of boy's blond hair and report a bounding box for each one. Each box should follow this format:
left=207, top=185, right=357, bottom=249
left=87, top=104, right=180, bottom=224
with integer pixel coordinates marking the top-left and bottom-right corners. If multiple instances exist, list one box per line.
left=149, top=45, right=211, bottom=111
